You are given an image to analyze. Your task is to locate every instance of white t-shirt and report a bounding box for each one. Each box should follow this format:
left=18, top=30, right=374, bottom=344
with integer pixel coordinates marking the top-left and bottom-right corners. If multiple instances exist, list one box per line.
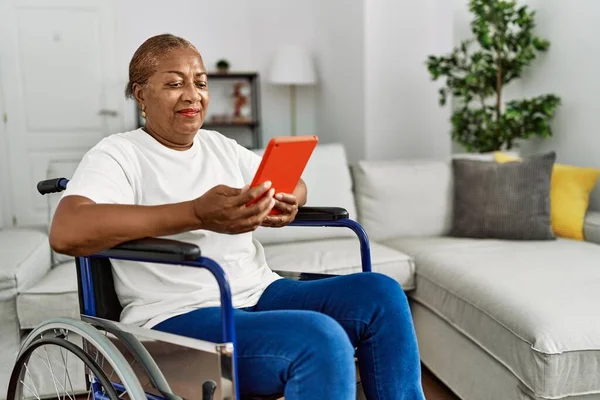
left=63, top=128, right=281, bottom=328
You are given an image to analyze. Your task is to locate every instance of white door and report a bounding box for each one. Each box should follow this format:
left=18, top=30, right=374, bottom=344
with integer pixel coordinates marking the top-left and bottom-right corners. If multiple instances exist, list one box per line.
left=0, top=0, right=122, bottom=226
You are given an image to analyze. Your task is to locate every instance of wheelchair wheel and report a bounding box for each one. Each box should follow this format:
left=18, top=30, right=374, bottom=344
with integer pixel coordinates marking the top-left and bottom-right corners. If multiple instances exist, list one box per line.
left=7, top=336, right=118, bottom=400
left=7, top=318, right=146, bottom=400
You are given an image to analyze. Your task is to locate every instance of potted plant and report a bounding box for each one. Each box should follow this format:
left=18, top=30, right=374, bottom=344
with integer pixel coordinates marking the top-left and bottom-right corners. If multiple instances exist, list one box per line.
left=426, top=0, right=561, bottom=153
left=216, top=59, right=230, bottom=74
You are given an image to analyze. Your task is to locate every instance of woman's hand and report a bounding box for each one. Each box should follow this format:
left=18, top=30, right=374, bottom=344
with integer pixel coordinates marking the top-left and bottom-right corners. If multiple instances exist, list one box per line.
left=192, top=182, right=276, bottom=234
left=261, top=193, right=299, bottom=228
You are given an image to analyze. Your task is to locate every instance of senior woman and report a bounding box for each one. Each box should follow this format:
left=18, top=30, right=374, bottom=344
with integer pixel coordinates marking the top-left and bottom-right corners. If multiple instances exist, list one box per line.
left=49, top=33, right=425, bottom=400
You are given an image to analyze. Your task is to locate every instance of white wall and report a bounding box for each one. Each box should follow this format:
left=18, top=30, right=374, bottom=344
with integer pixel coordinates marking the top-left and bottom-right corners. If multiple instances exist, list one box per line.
left=115, top=0, right=319, bottom=146
left=313, top=0, right=454, bottom=163
left=0, top=69, right=11, bottom=227
left=364, top=0, right=453, bottom=161
left=454, top=0, right=600, bottom=209
left=247, top=1, right=319, bottom=143
left=315, top=0, right=366, bottom=163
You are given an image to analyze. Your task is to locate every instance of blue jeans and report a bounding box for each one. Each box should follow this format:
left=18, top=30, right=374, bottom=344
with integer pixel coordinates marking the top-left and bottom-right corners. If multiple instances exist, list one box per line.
left=153, top=272, right=425, bottom=400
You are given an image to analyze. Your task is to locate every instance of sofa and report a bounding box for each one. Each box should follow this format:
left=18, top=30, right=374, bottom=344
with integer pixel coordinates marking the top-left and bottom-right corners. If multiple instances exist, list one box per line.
left=1, top=141, right=600, bottom=400
left=352, top=155, right=600, bottom=400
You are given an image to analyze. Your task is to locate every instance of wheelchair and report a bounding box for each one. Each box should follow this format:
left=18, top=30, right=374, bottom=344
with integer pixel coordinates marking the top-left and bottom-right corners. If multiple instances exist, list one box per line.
left=6, top=177, right=372, bottom=400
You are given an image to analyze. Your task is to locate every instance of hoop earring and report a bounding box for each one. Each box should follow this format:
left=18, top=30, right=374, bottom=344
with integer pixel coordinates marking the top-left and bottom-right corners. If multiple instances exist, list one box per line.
left=141, top=105, right=146, bottom=118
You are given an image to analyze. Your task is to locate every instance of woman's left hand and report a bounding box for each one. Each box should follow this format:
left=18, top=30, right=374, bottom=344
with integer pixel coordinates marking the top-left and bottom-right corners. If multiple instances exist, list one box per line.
left=261, top=193, right=299, bottom=228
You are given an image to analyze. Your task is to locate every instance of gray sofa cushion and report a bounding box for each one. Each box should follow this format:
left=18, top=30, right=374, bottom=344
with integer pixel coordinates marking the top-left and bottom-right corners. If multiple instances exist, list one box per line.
left=17, top=261, right=79, bottom=329
left=386, top=236, right=600, bottom=399
left=450, top=152, right=556, bottom=240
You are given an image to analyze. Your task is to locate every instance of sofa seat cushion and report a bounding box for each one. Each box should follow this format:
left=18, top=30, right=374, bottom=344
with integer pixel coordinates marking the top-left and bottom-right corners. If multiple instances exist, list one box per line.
left=385, top=236, right=600, bottom=399
left=263, top=238, right=415, bottom=290
left=17, top=261, right=79, bottom=329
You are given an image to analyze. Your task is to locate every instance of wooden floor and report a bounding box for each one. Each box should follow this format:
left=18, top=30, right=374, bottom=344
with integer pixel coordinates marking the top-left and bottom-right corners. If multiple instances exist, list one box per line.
left=422, top=365, right=460, bottom=400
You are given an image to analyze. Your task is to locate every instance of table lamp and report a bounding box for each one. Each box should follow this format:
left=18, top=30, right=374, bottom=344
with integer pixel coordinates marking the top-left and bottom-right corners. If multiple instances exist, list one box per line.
left=269, top=45, right=317, bottom=136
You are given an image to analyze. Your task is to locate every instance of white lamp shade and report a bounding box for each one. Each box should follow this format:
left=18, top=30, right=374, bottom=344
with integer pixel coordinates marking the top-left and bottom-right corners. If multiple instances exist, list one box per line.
left=269, top=45, right=317, bottom=85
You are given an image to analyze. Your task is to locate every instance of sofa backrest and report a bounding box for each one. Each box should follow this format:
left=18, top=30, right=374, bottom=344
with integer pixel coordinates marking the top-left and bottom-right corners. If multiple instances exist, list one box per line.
left=252, top=142, right=357, bottom=245
left=352, top=158, right=454, bottom=241
left=350, top=152, right=518, bottom=242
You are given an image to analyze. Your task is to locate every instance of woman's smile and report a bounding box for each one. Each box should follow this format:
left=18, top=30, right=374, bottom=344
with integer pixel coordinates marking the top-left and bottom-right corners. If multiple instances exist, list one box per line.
left=177, top=108, right=200, bottom=118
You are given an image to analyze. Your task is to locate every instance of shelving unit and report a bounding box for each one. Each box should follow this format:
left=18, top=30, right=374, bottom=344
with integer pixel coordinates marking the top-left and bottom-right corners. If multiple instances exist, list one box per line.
left=204, top=72, right=262, bottom=148
left=136, top=72, right=262, bottom=149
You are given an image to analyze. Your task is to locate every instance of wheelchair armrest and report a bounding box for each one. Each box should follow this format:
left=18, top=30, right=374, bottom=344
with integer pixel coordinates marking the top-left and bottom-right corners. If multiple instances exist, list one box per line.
left=295, top=206, right=349, bottom=221
left=289, top=209, right=372, bottom=273
left=274, top=270, right=337, bottom=281
left=96, top=237, right=201, bottom=263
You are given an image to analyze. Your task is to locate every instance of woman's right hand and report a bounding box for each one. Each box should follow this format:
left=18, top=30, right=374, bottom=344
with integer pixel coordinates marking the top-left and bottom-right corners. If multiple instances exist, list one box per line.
left=192, top=181, right=276, bottom=234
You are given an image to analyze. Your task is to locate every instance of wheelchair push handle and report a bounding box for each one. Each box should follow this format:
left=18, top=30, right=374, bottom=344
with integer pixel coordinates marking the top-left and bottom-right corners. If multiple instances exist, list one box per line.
left=37, top=178, right=68, bottom=195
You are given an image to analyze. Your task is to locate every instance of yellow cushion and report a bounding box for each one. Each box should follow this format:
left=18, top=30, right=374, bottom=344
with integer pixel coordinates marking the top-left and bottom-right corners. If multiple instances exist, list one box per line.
left=495, top=152, right=600, bottom=240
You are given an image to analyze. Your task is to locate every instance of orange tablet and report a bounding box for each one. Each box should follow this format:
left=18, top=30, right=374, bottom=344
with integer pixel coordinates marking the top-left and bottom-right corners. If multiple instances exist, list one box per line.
left=248, top=135, right=318, bottom=214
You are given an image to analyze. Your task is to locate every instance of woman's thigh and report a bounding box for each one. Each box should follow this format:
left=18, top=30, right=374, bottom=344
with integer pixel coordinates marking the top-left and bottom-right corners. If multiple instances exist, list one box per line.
left=152, top=306, right=355, bottom=397
left=256, top=272, right=409, bottom=344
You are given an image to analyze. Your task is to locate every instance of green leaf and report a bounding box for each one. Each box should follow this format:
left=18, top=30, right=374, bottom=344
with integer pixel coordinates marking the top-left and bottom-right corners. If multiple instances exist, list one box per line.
left=532, top=37, right=550, bottom=51
left=439, top=88, right=447, bottom=106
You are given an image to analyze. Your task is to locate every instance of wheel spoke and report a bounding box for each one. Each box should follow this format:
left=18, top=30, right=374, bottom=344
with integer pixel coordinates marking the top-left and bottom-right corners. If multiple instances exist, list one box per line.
left=18, top=379, right=41, bottom=400
left=59, top=345, right=75, bottom=400
left=23, top=363, right=40, bottom=399
left=35, top=349, right=76, bottom=400
left=42, top=347, right=62, bottom=400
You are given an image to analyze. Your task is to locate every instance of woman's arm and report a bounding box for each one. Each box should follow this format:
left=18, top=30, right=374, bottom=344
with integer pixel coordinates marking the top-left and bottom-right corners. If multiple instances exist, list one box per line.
left=50, top=182, right=275, bottom=257
left=49, top=196, right=200, bottom=257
